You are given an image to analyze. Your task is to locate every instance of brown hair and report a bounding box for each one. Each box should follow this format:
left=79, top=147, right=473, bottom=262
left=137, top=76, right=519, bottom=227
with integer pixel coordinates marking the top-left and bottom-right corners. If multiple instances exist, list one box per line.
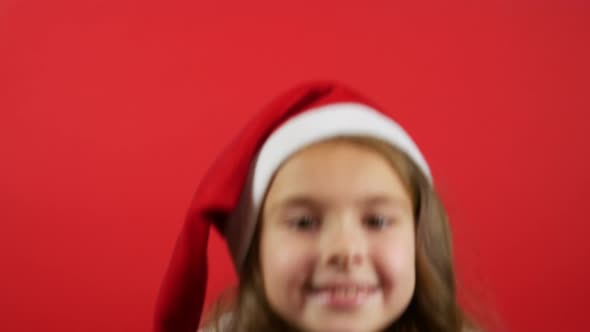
left=203, top=136, right=479, bottom=332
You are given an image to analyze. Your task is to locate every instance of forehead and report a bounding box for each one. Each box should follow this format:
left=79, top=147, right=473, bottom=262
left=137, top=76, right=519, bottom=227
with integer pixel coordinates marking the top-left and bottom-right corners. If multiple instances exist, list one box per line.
left=263, top=140, right=412, bottom=208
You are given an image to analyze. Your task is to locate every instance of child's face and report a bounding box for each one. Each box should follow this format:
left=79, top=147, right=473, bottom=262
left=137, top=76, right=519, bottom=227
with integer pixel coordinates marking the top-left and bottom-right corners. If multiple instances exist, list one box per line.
left=259, top=140, right=416, bottom=332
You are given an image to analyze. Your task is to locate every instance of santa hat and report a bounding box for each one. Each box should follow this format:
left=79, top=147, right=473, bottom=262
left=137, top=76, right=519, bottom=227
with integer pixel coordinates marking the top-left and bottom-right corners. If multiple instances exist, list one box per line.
left=154, top=81, right=432, bottom=332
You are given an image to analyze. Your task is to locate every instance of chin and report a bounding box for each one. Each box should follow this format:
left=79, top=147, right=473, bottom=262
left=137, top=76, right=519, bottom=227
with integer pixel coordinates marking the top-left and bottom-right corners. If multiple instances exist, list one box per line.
left=300, top=318, right=386, bottom=332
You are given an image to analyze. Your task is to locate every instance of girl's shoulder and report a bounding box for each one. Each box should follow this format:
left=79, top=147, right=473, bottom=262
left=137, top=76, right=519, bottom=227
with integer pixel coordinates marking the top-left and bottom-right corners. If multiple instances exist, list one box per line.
left=198, top=312, right=234, bottom=332
left=463, top=325, right=484, bottom=332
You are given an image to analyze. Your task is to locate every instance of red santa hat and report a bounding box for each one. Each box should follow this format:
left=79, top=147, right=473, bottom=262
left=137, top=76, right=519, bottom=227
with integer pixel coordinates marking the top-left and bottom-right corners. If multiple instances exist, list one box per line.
left=154, top=81, right=432, bottom=332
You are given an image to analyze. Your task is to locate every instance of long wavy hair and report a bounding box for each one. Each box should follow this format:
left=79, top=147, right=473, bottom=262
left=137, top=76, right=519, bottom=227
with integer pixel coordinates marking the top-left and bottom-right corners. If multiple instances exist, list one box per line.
left=202, top=136, right=479, bottom=332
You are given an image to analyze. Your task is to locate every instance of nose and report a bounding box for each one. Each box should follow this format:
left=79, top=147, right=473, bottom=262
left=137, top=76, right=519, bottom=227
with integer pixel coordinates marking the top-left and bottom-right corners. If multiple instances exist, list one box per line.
left=320, top=217, right=367, bottom=271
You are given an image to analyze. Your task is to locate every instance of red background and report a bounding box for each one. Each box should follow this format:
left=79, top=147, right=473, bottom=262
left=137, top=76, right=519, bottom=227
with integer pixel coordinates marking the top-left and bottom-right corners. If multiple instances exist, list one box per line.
left=1, top=1, right=589, bottom=331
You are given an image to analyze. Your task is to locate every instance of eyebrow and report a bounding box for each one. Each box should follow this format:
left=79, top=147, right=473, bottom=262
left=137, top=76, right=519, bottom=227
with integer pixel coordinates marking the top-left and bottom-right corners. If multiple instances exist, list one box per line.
left=266, top=193, right=410, bottom=217
left=266, top=196, right=320, bottom=217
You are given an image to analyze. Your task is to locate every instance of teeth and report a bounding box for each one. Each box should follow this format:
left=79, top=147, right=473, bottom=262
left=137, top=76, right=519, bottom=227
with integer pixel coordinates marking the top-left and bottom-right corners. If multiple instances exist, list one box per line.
left=331, top=287, right=360, bottom=298
left=307, top=286, right=379, bottom=306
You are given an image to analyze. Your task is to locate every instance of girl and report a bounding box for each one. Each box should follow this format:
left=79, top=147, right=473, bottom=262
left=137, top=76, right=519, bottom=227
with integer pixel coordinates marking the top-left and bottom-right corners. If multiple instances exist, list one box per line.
left=155, top=82, right=478, bottom=332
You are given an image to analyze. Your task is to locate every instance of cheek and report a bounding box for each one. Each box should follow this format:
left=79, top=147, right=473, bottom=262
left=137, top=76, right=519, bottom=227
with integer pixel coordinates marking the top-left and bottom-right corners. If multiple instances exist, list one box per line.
left=373, top=229, right=416, bottom=287
left=260, top=231, right=315, bottom=300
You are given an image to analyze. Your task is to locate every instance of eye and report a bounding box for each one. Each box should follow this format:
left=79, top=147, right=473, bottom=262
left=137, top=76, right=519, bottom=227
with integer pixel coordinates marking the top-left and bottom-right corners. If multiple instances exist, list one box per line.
left=364, top=215, right=392, bottom=230
left=288, top=216, right=319, bottom=231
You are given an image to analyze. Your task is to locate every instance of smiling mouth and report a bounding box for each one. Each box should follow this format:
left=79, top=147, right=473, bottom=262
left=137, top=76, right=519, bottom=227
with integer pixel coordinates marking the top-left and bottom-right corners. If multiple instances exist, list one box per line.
left=305, top=284, right=380, bottom=308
